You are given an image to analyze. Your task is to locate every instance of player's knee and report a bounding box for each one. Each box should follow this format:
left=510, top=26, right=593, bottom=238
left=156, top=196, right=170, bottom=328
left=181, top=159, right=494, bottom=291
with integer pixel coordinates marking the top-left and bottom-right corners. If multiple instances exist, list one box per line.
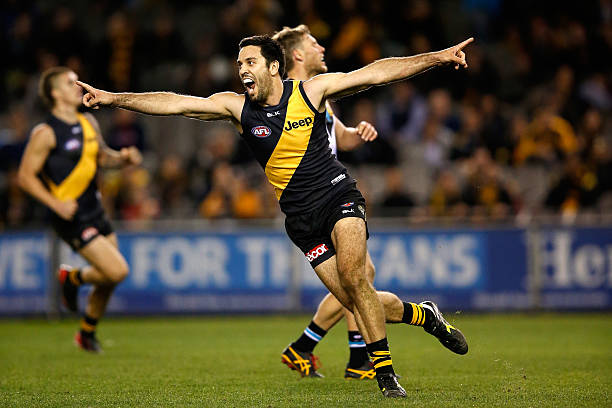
left=109, top=260, right=129, bottom=284
left=338, top=272, right=369, bottom=296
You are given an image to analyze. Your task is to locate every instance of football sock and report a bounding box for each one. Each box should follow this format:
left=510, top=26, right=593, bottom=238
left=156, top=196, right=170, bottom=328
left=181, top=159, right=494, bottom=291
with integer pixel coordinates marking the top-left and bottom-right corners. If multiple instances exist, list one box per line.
left=292, top=321, right=327, bottom=353
left=80, top=314, right=98, bottom=338
left=348, top=331, right=369, bottom=368
left=366, top=338, right=395, bottom=375
left=69, top=268, right=83, bottom=286
left=402, top=302, right=432, bottom=327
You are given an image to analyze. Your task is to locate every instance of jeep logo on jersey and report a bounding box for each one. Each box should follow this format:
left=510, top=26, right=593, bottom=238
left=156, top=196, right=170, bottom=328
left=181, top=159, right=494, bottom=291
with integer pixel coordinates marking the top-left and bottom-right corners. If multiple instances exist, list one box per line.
left=305, top=243, right=329, bottom=263
left=251, top=126, right=272, bottom=138
left=284, top=117, right=313, bottom=131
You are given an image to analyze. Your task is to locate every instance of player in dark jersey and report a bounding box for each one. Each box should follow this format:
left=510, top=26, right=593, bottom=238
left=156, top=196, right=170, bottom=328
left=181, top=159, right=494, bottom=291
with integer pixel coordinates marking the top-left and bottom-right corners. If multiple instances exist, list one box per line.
left=273, top=25, right=381, bottom=380
left=77, top=35, right=473, bottom=397
left=18, top=67, right=142, bottom=353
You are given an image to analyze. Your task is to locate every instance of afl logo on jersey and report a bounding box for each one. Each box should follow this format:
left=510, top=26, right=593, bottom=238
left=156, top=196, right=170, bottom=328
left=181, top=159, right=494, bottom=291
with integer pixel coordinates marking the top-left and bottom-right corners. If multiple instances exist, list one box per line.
left=64, top=139, right=81, bottom=151
left=251, top=125, right=272, bottom=138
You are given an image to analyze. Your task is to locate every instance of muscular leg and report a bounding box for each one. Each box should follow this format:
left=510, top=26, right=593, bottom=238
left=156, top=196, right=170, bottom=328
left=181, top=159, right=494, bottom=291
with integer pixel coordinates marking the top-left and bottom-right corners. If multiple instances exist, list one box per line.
left=329, top=217, right=385, bottom=343
left=343, top=251, right=376, bottom=331
left=78, top=233, right=129, bottom=320
left=311, top=293, right=344, bottom=330
left=313, top=256, right=405, bottom=329
left=312, top=251, right=376, bottom=331
left=282, top=252, right=374, bottom=377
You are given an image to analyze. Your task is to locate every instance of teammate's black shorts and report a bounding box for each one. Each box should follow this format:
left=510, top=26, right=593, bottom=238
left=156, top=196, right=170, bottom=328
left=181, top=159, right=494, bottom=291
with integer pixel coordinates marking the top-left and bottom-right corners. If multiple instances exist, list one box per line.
left=284, top=183, right=369, bottom=268
left=51, top=212, right=114, bottom=251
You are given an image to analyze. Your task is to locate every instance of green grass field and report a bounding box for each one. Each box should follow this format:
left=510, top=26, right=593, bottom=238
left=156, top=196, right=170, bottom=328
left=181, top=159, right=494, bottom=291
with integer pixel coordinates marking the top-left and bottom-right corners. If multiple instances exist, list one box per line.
left=1, top=313, right=610, bottom=407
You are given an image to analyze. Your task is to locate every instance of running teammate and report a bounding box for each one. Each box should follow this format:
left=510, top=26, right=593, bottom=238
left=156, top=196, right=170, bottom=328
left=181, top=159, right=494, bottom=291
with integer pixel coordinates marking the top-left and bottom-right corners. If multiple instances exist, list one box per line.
left=18, top=67, right=141, bottom=353
left=273, top=25, right=379, bottom=380
left=77, top=35, right=473, bottom=397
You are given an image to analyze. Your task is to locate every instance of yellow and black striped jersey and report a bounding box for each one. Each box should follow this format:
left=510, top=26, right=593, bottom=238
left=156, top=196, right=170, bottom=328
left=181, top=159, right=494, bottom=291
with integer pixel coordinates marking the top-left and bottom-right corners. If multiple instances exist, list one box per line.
left=42, top=113, right=103, bottom=221
left=240, top=80, right=353, bottom=215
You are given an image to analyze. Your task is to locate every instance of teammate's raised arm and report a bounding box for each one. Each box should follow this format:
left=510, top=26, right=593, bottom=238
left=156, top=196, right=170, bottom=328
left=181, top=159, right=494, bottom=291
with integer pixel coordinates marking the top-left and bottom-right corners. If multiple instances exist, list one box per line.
left=303, top=37, right=474, bottom=110
left=76, top=81, right=244, bottom=123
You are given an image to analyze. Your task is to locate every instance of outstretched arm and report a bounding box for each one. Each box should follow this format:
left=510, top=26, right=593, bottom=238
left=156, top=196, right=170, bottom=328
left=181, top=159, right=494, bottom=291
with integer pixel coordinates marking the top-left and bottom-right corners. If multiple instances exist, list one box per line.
left=77, top=81, right=245, bottom=123
left=304, top=38, right=474, bottom=110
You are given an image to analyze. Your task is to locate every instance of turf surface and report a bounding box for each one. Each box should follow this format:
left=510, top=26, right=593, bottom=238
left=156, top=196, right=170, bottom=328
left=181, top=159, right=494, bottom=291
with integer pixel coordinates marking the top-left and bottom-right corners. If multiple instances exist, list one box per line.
left=0, top=313, right=610, bottom=407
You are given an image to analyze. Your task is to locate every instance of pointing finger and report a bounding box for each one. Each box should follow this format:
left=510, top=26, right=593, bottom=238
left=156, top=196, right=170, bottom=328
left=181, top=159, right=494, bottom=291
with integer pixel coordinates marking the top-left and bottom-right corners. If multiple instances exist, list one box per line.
left=457, top=37, right=474, bottom=50
left=76, top=80, right=93, bottom=92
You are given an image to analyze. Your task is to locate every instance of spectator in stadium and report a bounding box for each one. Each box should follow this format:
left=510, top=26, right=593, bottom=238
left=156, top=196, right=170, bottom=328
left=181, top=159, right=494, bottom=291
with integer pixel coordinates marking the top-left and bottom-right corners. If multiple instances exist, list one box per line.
left=544, top=154, right=601, bottom=216
left=106, top=109, right=146, bottom=152
left=17, top=67, right=142, bottom=353
left=379, top=166, right=416, bottom=216
left=77, top=32, right=473, bottom=398
left=514, top=105, right=578, bottom=166
left=461, top=148, right=517, bottom=221
left=156, top=154, right=191, bottom=217
left=428, top=168, right=468, bottom=218
left=415, top=115, right=454, bottom=169
left=114, top=167, right=160, bottom=221
left=449, top=104, right=482, bottom=161
left=376, top=82, right=427, bottom=143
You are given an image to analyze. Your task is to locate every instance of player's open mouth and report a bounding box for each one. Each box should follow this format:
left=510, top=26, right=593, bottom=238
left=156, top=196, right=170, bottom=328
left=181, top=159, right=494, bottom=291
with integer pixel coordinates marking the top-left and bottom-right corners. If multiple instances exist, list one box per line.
left=243, top=78, right=255, bottom=92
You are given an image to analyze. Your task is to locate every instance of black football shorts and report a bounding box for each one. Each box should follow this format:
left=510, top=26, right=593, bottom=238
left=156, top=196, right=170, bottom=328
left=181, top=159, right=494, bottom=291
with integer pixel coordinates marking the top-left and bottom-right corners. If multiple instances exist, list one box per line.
left=51, top=212, right=114, bottom=251
left=284, top=184, right=369, bottom=268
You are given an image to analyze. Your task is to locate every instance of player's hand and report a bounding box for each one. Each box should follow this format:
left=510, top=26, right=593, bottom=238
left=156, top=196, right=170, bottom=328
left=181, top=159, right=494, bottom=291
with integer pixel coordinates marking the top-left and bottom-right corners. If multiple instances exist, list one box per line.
left=120, top=146, right=142, bottom=166
left=76, top=81, right=115, bottom=109
left=54, top=199, right=78, bottom=220
left=438, top=37, right=474, bottom=70
left=356, top=121, right=378, bottom=142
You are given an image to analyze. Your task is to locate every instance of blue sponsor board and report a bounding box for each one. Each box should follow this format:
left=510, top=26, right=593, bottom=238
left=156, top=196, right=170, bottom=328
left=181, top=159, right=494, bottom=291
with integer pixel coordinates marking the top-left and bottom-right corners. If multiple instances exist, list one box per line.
left=58, top=231, right=296, bottom=314
left=2, top=226, right=610, bottom=314
left=0, top=232, right=49, bottom=314
left=300, top=228, right=529, bottom=311
left=537, top=227, right=612, bottom=309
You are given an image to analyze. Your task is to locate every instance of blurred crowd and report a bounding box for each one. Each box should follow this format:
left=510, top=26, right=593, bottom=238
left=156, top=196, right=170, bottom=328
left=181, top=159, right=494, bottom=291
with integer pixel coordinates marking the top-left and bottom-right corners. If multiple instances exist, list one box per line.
left=0, top=0, right=611, bottom=229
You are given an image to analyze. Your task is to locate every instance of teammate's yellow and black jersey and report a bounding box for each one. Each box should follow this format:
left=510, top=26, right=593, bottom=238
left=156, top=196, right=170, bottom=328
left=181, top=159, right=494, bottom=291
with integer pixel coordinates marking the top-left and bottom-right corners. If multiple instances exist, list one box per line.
left=240, top=80, right=354, bottom=215
left=42, top=113, right=103, bottom=221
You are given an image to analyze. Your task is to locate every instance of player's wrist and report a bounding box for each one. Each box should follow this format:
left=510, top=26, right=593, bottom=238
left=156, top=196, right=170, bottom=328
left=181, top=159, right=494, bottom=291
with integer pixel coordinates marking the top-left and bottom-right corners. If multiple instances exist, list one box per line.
left=106, top=92, right=119, bottom=107
left=50, top=199, right=63, bottom=214
left=431, top=51, right=446, bottom=66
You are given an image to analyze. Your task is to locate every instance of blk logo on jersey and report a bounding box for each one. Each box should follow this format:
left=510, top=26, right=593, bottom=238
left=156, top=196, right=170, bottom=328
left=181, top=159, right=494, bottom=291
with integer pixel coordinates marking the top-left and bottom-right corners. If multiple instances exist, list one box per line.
left=284, top=117, right=313, bottom=131
left=251, top=126, right=272, bottom=138
left=305, top=243, right=329, bottom=263
left=341, top=202, right=354, bottom=207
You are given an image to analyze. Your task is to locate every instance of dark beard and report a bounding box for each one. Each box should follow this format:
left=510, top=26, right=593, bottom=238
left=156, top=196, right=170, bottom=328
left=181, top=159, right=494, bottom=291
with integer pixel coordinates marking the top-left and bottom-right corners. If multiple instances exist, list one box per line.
left=252, top=75, right=272, bottom=104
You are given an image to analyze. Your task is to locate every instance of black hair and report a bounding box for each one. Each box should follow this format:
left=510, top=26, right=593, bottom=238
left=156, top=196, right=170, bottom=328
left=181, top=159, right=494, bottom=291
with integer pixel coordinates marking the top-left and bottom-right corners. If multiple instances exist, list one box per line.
left=238, top=35, right=285, bottom=77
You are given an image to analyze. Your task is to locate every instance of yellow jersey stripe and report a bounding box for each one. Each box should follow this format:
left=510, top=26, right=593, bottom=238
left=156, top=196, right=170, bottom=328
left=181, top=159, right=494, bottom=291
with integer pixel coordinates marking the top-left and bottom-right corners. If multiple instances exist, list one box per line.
left=264, top=81, right=314, bottom=200
left=47, top=114, right=99, bottom=200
